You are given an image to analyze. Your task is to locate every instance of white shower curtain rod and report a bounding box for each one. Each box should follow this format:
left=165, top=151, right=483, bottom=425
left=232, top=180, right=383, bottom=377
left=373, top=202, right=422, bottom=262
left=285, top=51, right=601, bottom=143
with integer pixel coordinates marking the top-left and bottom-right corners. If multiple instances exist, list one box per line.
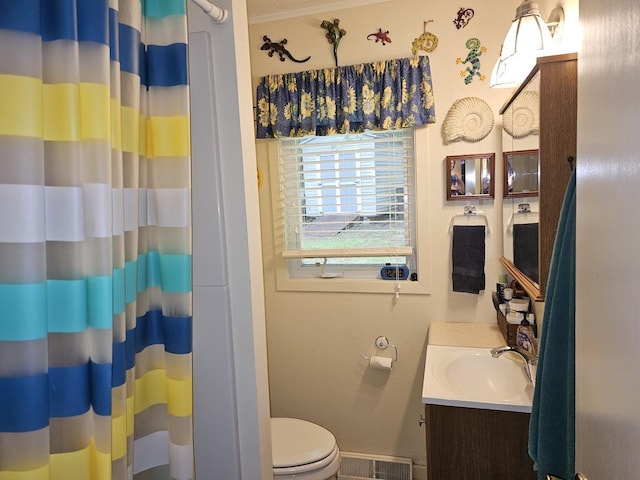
left=190, top=0, right=230, bottom=24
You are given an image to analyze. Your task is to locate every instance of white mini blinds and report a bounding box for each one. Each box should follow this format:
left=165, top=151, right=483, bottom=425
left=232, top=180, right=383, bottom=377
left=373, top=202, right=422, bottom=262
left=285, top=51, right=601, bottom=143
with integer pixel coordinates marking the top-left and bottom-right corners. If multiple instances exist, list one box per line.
left=278, top=129, right=416, bottom=264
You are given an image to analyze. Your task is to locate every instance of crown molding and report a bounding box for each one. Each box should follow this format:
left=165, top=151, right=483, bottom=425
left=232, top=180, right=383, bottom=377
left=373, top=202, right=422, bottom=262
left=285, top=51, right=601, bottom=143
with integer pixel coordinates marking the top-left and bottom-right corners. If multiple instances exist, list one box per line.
left=248, top=0, right=392, bottom=25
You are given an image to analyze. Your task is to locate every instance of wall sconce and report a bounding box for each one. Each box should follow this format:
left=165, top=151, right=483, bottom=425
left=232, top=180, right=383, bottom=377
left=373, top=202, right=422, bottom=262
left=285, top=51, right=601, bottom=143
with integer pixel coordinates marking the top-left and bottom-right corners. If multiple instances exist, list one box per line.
left=546, top=6, right=565, bottom=40
left=490, top=1, right=564, bottom=88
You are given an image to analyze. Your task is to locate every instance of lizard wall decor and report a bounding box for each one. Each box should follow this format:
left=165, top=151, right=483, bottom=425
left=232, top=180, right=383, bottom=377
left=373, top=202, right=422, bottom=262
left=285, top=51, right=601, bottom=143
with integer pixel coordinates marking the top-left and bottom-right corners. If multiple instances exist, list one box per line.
left=453, top=7, right=475, bottom=29
left=321, top=18, right=347, bottom=67
left=456, top=37, right=486, bottom=85
left=261, top=36, right=310, bottom=63
left=367, top=29, right=392, bottom=45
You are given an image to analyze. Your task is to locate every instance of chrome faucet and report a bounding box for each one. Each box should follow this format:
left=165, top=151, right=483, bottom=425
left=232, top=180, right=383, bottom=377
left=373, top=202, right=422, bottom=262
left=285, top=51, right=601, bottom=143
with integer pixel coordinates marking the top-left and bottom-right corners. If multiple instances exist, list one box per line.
left=490, top=345, right=538, bottom=385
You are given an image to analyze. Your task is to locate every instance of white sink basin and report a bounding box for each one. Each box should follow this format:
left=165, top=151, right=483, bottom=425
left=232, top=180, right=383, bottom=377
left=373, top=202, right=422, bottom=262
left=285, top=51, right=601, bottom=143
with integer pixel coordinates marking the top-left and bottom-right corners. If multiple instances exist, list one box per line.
left=422, top=344, right=533, bottom=413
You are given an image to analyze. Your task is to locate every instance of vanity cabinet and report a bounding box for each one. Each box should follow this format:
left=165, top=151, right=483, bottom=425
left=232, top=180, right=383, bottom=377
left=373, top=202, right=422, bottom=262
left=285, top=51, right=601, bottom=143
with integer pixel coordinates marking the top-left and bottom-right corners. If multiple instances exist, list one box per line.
left=500, top=53, right=577, bottom=301
left=425, top=404, right=535, bottom=479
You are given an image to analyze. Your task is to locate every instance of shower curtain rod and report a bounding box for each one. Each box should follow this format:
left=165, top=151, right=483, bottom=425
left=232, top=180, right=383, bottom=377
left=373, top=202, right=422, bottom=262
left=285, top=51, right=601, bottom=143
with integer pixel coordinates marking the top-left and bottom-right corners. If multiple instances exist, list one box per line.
left=190, top=0, right=230, bottom=24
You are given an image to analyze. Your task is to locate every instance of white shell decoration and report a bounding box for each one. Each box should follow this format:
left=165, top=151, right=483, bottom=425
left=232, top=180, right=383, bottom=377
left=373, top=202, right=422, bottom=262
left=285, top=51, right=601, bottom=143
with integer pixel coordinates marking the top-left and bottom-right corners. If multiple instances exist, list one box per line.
left=442, top=97, right=494, bottom=144
left=502, top=90, right=539, bottom=138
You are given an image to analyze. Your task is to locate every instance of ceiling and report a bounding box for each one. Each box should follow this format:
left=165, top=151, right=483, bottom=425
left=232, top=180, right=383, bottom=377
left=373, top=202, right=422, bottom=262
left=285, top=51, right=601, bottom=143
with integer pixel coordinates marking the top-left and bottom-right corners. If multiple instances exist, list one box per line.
left=246, top=0, right=392, bottom=25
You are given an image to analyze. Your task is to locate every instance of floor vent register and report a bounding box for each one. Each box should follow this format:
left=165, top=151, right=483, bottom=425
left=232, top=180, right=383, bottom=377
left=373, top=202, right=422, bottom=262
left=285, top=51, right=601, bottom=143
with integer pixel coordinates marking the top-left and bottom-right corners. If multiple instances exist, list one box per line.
left=338, top=452, right=412, bottom=480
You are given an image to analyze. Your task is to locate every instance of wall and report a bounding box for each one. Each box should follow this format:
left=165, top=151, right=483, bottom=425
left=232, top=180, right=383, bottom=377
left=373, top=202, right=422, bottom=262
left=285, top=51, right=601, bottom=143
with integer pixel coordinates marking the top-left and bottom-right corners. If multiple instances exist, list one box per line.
left=248, top=0, right=566, bottom=472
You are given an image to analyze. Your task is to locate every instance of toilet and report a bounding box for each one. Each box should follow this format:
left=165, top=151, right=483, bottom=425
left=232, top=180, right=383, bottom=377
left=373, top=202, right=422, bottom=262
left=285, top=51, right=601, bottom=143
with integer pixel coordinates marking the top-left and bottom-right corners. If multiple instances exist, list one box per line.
left=271, top=417, right=341, bottom=480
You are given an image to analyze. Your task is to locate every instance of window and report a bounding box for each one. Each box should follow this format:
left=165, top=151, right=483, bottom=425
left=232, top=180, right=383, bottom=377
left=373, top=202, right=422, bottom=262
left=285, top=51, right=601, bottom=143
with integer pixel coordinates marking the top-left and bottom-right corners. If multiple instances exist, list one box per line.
left=277, top=129, right=416, bottom=280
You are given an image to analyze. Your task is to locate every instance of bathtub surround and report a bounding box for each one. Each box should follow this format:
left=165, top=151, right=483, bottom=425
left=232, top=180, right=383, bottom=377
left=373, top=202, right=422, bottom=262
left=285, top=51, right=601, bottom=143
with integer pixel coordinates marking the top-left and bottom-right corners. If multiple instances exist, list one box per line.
left=188, top=1, right=272, bottom=477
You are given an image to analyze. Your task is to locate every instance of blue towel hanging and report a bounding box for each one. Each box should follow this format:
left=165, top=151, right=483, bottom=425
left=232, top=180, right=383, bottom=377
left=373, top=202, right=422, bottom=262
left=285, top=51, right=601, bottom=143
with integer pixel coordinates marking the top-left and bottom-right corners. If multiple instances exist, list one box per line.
left=451, top=225, right=486, bottom=294
left=529, top=168, right=576, bottom=480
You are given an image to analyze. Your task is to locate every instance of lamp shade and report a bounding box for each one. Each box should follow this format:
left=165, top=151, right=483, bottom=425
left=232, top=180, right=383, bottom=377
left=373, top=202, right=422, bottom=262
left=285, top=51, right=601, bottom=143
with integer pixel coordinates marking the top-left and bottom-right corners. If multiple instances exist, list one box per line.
left=500, top=1, right=552, bottom=60
left=490, top=1, right=552, bottom=88
left=489, top=51, right=537, bottom=88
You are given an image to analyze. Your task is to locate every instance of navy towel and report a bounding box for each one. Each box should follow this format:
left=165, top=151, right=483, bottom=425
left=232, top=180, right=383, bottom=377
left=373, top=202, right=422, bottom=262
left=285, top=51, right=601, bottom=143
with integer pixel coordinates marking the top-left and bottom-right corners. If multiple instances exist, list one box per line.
left=451, top=225, right=486, bottom=294
left=529, top=169, right=576, bottom=480
left=514, top=222, right=539, bottom=283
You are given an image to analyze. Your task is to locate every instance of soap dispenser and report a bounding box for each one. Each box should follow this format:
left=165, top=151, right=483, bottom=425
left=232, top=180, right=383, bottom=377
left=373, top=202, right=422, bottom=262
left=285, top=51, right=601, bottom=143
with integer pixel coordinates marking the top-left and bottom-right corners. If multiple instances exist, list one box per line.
left=516, top=318, right=538, bottom=356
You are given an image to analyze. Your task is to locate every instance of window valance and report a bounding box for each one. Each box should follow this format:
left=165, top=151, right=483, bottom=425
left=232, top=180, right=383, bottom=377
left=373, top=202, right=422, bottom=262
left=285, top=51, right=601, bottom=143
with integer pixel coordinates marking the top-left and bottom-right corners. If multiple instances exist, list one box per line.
left=255, top=56, right=436, bottom=138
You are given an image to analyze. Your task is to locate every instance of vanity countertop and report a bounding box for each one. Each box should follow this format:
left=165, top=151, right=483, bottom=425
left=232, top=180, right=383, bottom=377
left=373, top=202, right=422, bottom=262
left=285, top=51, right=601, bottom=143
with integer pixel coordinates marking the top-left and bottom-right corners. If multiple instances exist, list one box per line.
left=427, top=321, right=506, bottom=348
left=422, top=322, right=533, bottom=412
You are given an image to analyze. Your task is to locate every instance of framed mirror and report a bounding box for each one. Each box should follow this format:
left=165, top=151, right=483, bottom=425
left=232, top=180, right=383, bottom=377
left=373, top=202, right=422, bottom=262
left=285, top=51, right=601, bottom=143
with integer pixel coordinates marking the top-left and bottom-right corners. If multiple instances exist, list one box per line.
left=504, top=149, right=539, bottom=197
left=446, top=153, right=495, bottom=201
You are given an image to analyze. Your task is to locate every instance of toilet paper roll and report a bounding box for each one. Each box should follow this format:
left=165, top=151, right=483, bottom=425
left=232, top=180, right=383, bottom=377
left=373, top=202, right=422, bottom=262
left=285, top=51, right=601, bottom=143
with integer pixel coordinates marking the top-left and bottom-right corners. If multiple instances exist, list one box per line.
left=369, top=356, right=393, bottom=371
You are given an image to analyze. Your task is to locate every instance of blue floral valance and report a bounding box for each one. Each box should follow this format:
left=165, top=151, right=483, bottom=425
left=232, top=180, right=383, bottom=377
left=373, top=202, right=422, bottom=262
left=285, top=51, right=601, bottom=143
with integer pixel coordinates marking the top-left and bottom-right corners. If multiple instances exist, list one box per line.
left=255, top=56, right=436, bottom=138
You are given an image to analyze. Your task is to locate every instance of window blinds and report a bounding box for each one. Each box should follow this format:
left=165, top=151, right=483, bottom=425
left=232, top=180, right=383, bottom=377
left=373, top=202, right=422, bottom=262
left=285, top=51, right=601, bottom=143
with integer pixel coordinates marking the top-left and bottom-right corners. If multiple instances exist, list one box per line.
left=278, top=130, right=415, bottom=260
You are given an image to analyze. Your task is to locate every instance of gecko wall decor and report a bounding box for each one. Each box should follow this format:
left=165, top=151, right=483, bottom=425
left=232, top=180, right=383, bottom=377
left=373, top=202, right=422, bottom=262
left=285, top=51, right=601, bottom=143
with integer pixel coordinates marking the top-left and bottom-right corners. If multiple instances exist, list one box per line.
left=456, top=37, right=486, bottom=85
left=321, top=18, right=347, bottom=67
left=367, top=29, right=392, bottom=45
left=261, top=35, right=311, bottom=63
left=453, top=7, right=475, bottom=29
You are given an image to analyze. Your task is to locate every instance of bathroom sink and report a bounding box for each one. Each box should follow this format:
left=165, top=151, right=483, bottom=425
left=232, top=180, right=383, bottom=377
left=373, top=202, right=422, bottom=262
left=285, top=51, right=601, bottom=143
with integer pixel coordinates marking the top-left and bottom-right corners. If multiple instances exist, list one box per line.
left=422, top=344, right=533, bottom=413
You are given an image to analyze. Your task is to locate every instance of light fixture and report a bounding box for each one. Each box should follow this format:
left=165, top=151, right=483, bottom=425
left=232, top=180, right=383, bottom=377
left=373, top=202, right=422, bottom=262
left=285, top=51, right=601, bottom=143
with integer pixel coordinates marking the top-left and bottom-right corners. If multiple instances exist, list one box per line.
left=546, top=6, right=565, bottom=42
left=490, top=1, right=562, bottom=88
left=501, top=1, right=553, bottom=59
left=489, top=49, right=538, bottom=89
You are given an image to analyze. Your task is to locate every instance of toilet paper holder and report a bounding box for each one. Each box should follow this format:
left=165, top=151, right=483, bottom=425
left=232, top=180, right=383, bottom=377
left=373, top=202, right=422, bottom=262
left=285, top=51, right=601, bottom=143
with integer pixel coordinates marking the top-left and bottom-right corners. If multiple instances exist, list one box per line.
left=362, top=336, right=398, bottom=366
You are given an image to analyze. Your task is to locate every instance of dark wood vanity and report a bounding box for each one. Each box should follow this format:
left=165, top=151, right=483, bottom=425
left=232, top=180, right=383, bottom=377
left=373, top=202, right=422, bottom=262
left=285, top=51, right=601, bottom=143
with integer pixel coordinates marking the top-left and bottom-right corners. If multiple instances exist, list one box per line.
left=425, top=404, right=536, bottom=479
left=500, top=53, right=577, bottom=302
left=423, top=323, right=537, bottom=479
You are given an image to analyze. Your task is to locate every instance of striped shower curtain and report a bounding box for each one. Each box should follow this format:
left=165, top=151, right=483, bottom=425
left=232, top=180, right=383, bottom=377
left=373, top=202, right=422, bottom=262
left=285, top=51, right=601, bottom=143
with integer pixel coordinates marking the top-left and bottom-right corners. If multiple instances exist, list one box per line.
left=0, top=1, right=193, bottom=479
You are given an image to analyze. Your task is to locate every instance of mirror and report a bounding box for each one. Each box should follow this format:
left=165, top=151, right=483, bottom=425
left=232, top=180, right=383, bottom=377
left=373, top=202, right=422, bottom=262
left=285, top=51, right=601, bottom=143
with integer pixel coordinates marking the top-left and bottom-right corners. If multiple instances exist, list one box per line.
left=499, top=54, right=577, bottom=302
left=504, top=149, right=539, bottom=197
left=446, top=153, right=495, bottom=201
left=500, top=66, right=542, bottom=301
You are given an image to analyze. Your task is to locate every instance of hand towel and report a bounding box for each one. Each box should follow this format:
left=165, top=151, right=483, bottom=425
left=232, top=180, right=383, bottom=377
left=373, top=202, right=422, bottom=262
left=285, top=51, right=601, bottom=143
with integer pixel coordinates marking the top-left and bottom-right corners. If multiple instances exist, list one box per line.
left=529, top=169, right=576, bottom=480
left=451, top=225, right=486, bottom=294
left=513, top=222, right=539, bottom=283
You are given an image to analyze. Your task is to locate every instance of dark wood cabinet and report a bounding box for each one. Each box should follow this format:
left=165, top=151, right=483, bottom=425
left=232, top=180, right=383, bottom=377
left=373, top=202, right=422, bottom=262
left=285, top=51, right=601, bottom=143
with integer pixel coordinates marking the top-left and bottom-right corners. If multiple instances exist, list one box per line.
left=500, top=53, right=577, bottom=302
left=425, top=404, right=536, bottom=480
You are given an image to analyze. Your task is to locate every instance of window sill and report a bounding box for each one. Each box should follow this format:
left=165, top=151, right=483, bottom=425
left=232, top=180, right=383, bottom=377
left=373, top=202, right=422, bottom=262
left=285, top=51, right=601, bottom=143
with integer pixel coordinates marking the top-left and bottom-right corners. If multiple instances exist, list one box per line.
left=275, top=274, right=431, bottom=295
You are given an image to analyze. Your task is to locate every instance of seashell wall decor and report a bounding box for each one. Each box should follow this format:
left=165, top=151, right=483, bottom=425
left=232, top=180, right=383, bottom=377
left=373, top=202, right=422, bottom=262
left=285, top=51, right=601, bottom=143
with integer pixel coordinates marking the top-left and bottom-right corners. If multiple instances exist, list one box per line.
left=441, top=96, right=494, bottom=144
left=502, top=90, right=540, bottom=138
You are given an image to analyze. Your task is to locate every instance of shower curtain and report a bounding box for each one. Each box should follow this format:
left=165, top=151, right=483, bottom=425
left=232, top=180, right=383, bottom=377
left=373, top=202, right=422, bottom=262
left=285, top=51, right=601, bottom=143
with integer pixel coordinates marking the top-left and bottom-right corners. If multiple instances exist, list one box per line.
left=0, top=1, right=193, bottom=479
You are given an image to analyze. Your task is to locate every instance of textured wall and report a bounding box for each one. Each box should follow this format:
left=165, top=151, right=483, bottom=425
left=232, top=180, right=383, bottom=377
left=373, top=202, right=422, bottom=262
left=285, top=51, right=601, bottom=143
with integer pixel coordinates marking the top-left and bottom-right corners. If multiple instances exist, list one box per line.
left=249, top=0, right=577, bottom=471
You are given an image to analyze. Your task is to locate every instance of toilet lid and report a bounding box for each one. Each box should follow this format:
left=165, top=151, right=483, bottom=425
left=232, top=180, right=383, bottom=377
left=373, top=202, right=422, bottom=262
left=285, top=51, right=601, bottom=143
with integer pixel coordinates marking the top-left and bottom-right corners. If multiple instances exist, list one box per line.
left=271, top=417, right=337, bottom=468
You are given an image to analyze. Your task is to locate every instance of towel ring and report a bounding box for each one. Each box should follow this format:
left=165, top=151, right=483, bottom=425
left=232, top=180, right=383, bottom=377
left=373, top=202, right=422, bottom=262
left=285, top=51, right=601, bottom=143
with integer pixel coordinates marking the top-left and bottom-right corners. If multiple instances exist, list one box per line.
left=506, top=210, right=539, bottom=233
left=448, top=210, right=490, bottom=234
left=506, top=202, right=538, bottom=233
